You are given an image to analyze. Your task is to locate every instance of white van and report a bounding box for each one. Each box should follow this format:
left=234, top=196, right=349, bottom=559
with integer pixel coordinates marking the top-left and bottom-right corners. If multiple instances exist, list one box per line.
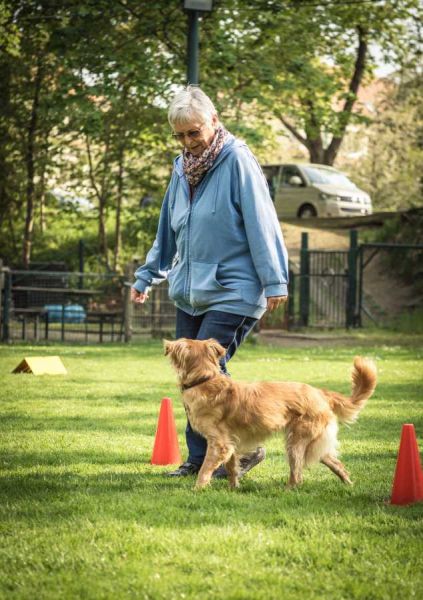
left=261, top=163, right=373, bottom=218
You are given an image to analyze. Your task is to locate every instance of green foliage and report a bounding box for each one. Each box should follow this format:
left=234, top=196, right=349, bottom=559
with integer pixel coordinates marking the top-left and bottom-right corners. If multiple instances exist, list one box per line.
left=349, top=70, right=423, bottom=211
left=201, top=0, right=422, bottom=163
left=0, top=0, right=421, bottom=270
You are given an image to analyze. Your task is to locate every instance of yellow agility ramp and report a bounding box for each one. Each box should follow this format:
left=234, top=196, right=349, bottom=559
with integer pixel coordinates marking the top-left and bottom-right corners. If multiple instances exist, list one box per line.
left=12, top=356, right=67, bottom=375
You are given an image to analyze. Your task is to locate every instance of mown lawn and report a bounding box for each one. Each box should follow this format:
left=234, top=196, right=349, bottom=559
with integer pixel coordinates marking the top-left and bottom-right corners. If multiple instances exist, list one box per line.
left=0, top=337, right=422, bottom=600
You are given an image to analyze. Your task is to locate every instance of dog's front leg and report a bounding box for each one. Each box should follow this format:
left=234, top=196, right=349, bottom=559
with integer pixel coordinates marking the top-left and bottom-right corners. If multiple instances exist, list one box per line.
left=225, top=453, right=240, bottom=489
left=195, top=441, right=226, bottom=490
left=286, top=442, right=306, bottom=489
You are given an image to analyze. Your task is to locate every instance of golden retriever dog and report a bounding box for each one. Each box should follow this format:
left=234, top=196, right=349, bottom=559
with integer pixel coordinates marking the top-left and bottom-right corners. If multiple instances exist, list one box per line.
left=164, top=338, right=377, bottom=491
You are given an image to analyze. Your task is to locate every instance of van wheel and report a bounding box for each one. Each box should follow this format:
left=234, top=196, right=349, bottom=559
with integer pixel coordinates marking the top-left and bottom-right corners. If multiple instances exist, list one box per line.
left=298, top=204, right=317, bottom=218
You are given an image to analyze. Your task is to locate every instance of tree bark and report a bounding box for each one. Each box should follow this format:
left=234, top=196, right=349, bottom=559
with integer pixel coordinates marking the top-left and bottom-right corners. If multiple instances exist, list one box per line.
left=23, top=59, right=43, bottom=268
left=304, top=98, right=325, bottom=163
left=0, top=59, right=12, bottom=229
left=38, top=130, right=50, bottom=234
left=324, top=26, right=368, bottom=165
left=86, top=133, right=111, bottom=270
left=113, top=143, right=124, bottom=272
left=308, top=139, right=325, bottom=164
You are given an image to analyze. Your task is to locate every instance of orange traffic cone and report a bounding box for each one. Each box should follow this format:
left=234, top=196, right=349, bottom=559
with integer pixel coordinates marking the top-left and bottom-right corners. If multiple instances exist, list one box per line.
left=391, top=424, right=423, bottom=505
left=151, top=397, right=182, bottom=465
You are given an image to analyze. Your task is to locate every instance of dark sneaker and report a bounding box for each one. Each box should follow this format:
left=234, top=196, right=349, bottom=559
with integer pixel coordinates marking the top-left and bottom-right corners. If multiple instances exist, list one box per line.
left=239, top=447, right=266, bottom=476
left=166, top=462, right=200, bottom=477
left=212, top=447, right=266, bottom=479
left=212, top=464, right=228, bottom=479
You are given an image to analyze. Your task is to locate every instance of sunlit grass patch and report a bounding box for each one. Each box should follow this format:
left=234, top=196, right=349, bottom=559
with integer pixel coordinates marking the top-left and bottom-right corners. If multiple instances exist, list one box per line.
left=1, top=338, right=422, bottom=599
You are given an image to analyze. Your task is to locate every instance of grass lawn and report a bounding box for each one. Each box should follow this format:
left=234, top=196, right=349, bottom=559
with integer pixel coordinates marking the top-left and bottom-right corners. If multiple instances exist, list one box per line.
left=1, top=336, right=422, bottom=599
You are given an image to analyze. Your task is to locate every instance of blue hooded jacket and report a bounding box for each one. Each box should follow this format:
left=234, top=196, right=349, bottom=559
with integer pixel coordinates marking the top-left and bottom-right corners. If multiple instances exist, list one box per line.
left=133, top=136, right=289, bottom=319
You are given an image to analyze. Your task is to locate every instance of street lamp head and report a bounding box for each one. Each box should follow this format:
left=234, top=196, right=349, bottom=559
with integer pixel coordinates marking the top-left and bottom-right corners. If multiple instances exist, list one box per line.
left=184, top=0, right=213, bottom=11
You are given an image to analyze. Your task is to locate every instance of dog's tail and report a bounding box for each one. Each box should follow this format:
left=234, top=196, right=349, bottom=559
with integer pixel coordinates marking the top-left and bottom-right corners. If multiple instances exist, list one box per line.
left=324, top=356, right=377, bottom=424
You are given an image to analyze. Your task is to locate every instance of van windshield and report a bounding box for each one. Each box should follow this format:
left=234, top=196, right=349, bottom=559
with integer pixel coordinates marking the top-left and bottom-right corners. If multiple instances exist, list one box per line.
left=303, top=166, right=356, bottom=189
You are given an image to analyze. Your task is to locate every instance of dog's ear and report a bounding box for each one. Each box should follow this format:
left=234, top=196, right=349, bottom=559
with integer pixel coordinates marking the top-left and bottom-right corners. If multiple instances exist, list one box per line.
left=207, top=338, right=226, bottom=359
left=163, top=339, right=173, bottom=356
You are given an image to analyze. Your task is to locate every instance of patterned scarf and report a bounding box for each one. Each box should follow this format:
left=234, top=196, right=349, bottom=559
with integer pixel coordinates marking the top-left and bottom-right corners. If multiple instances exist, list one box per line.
left=183, top=125, right=229, bottom=187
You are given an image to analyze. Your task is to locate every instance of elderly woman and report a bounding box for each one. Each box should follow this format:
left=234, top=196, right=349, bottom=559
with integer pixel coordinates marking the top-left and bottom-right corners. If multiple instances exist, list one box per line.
left=131, top=86, right=289, bottom=478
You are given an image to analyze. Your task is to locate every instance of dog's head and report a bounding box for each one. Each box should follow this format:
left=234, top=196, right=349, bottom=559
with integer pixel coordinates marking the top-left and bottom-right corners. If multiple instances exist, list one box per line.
left=164, top=338, right=226, bottom=383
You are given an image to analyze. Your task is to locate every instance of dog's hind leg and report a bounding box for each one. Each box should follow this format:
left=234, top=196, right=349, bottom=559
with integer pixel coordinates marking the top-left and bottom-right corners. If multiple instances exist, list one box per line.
left=286, top=441, right=307, bottom=488
left=195, top=439, right=233, bottom=490
left=225, top=453, right=240, bottom=489
left=320, top=455, right=352, bottom=485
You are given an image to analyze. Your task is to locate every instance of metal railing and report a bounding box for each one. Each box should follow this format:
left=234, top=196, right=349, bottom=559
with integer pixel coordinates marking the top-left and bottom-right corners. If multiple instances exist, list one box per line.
left=1, top=268, right=127, bottom=343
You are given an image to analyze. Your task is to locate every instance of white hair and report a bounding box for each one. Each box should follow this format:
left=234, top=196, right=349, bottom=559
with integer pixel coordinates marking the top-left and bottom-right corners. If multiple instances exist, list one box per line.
left=168, top=85, right=218, bottom=127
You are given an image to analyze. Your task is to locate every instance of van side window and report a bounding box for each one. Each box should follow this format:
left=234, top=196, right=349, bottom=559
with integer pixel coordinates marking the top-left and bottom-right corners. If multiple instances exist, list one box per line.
left=262, top=166, right=281, bottom=201
left=281, top=166, right=305, bottom=187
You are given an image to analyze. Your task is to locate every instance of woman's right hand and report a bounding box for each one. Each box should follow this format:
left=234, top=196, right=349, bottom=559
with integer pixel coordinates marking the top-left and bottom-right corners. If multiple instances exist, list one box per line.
left=131, top=288, right=149, bottom=304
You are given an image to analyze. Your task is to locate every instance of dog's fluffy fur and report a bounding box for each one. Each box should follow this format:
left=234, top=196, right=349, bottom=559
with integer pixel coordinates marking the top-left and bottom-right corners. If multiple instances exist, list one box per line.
left=164, top=338, right=377, bottom=490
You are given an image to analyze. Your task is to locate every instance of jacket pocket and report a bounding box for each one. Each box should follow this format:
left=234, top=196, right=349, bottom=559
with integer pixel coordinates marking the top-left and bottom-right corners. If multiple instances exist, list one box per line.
left=167, top=262, right=185, bottom=303
left=189, top=261, right=241, bottom=308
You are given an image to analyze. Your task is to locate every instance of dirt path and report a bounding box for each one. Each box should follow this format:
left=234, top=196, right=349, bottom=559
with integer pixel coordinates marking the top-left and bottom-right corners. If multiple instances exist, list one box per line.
left=281, top=222, right=350, bottom=254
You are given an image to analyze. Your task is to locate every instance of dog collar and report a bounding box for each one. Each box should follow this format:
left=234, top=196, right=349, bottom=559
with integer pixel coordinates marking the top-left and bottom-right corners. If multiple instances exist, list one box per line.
left=181, top=375, right=215, bottom=391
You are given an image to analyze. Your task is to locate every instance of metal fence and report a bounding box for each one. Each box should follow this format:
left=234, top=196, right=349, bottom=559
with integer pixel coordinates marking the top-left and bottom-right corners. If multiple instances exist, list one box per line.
left=284, top=232, right=353, bottom=329
left=2, top=239, right=421, bottom=342
left=130, top=281, right=176, bottom=338
left=1, top=268, right=128, bottom=343
left=358, top=243, right=423, bottom=327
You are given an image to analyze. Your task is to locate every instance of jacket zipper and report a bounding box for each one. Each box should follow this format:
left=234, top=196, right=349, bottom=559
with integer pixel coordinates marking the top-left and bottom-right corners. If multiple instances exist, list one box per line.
left=183, top=176, right=208, bottom=311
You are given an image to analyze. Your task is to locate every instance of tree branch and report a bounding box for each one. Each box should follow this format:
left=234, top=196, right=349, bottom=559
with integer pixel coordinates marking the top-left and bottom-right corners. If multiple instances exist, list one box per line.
left=324, top=25, right=368, bottom=164
left=85, top=134, right=102, bottom=202
left=274, top=111, right=309, bottom=147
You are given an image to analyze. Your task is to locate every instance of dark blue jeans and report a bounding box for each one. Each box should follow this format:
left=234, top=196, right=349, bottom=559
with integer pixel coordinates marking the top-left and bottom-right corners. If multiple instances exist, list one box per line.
left=175, top=308, right=258, bottom=466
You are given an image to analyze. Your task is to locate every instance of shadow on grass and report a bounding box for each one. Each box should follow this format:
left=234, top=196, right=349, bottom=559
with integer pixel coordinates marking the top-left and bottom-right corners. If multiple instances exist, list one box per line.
left=2, top=454, right=421, bottom=527
left=0, top=412, right=171, bottom=436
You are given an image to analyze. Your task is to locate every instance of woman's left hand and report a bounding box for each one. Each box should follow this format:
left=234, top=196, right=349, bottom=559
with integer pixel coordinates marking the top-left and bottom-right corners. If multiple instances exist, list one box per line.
left=266, top=296, right=288, bottom=312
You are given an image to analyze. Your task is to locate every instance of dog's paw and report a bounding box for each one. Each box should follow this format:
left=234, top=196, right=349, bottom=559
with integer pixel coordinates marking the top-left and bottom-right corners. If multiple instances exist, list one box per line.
left=194, top=482, right=209, bottom=492
left=284, top=482, right=300, bottom=491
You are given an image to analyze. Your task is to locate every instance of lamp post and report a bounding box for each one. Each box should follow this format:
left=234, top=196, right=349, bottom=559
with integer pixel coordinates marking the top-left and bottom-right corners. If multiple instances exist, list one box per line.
left=183, top=0, right=213, bottom=84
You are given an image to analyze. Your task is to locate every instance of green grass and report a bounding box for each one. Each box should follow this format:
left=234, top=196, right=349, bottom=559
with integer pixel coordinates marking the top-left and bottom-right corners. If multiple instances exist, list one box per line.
left=1, top=337, right=422, bottom=600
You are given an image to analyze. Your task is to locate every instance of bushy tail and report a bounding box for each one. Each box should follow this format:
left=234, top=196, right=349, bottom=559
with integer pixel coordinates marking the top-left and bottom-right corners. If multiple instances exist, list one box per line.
left=324, top=357, right=377, bottom=424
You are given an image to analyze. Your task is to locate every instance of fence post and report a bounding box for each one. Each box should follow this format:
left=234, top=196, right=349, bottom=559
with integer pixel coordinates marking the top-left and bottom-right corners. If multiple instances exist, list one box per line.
left=346, top=229, right=358, bottom=328
left=286, top=268, right=295, bottom=329
left=0, top=259, right=3, bottom=336
left=2, top=267, right=11, bottom=342
left=299, top=232, right=310, bottom=326
left=357, top=245, right=364, bottom=327
left=123, top=264, right=133, bottom=343
left=78, top=239, right=84, bottom=289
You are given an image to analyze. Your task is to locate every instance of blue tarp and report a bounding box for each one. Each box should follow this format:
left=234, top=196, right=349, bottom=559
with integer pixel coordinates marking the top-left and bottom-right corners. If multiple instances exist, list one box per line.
left=44, top=304, right=86, bottom=323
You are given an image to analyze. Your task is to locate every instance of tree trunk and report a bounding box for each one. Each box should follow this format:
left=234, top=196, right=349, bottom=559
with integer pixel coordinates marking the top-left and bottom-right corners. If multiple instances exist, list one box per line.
left=98, top=192, right=109, bottom=266
left=113, top=144, right=124, bottom=272
left=0, top=59, right=12, bottom=229
left=307, top=138, right=325, bottom=164
left=86, top=133, right=111, bottom=270
left=23, top=59, right=43, bottom=268
left=38, top=130, right=50, bottom=234
left=323, top=26, right=368, bottom=165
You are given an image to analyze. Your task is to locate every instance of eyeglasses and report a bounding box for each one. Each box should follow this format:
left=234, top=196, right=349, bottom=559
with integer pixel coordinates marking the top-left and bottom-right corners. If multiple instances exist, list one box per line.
left=171, top=123, right=206, bottom=142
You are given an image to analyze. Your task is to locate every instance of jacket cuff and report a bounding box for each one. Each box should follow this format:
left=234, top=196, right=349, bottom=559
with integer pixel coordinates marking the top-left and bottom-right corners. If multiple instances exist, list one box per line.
left=132, top=278, right=150, bottom=294
left=264, top=283, right=288, bottom=298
